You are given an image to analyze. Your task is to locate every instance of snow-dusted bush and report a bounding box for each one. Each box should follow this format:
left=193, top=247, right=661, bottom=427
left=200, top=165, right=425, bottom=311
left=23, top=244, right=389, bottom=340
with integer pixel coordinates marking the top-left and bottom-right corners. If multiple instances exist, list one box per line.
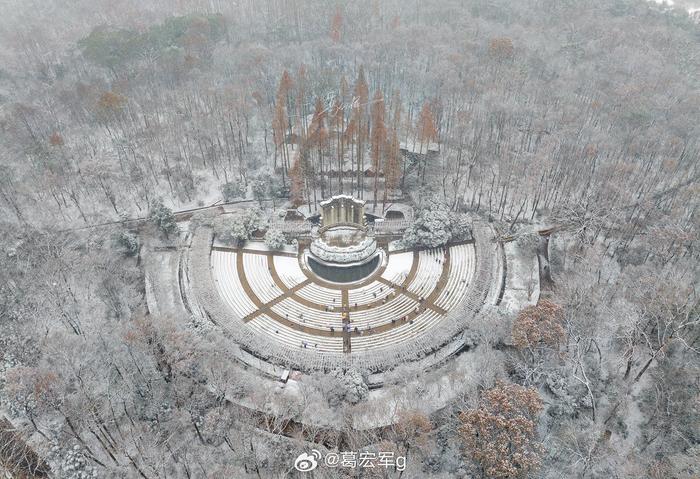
left=403, top=199, right=472, bottom=247
left=148, top=198, right=178, bottom=237
left=221, top=181, right=246, bottom=202
left=403, top=200, right=452, bottom=248
left=326, top=368, right=369, bottom=407
left=450, top=212, right=473, bottom=241
left=242, top=207, right=267, bottom=233
left=264, top=228, right=286, bottom=249
left=189, top=209, right=218, bottom=229
left=115, top=230, right=139, bottom=256
left=251, top=170, right=285, bottom=205
left=50, top=444, right=98, bottom=479
left=213, top=207, right=267, bottom=245
left=214, top=216, right=248, bottom=245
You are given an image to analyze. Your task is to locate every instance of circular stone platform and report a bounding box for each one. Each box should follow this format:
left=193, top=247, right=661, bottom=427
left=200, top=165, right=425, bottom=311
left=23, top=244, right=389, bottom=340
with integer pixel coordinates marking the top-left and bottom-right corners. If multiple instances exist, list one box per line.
left=309, top=225, right=379, bottom=265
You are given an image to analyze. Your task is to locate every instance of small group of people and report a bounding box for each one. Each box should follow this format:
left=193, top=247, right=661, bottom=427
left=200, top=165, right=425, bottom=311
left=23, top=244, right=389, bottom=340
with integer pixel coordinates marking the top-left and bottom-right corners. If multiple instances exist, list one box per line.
left=391, top=315, right=414, bottom=325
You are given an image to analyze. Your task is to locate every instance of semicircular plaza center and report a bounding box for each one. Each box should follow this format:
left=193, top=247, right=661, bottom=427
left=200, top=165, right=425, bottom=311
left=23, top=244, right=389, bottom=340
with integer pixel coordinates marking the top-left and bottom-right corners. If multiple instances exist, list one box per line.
left=191, top=195, right=498, bottom=373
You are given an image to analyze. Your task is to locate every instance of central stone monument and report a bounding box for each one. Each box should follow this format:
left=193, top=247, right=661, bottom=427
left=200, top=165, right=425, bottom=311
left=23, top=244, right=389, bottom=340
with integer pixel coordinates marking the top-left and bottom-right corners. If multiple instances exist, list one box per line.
left=319, top=195, right=366, bottom=227
left=305, top=196, right=383, bottom=283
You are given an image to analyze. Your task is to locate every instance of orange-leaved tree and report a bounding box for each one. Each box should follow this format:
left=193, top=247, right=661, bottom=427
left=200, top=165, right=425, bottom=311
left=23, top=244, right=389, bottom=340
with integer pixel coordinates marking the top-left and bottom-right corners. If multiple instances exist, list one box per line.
left=289, top=151, right=305, bottom=208
left=330, top=9, right=342, bottom=43
left=370, top=89, right=386, bottom=206
left=489, top=37, right=515, bottom=63
left=459, top=381, right=543, bottom=478
left=416, top=101, right=437, bottom=184
left=512, top=299, right=565, bottom=355
left=352, top=67, right=369, bottom=197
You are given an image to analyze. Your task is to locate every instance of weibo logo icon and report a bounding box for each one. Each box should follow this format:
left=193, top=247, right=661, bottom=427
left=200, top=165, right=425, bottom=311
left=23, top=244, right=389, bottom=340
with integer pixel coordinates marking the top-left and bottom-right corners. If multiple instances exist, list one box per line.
left=294, top=450, right=321, bottom=472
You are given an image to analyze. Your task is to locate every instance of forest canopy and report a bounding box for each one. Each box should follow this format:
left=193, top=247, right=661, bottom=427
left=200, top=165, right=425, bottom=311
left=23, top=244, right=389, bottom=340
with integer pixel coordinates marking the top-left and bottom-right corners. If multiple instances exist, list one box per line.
left=0, top=0, right=697, bottom=478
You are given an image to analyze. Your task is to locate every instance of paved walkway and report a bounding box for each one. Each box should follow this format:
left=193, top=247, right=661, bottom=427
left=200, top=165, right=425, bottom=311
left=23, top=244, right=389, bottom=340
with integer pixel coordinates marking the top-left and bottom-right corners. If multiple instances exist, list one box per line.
left=341, top=289, right=351, bottom=353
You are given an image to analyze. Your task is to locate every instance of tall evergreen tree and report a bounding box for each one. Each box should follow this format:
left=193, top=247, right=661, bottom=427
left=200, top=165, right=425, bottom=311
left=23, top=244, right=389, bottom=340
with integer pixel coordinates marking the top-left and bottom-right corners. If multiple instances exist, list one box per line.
left=352, top=67, right=369, bottom=198
left=416, top=101, right=438, bottom=185
left=370, top=89, right=386, bottom=206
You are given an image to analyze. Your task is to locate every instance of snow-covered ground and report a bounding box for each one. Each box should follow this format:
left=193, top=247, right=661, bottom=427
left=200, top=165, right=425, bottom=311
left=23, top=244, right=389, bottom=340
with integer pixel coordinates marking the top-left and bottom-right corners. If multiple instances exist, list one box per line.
left=241, top=240, right=298, bottom=255
left=499, top=241, right=540, bottom=313
left=382, top=251, right=413, bottom=282
left=649, top=0, right=700, bottom=14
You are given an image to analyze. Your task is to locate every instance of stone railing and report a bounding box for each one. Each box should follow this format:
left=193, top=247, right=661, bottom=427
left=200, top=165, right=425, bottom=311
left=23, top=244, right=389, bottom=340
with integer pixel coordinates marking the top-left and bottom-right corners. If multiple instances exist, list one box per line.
left=309, top=236, right=378, bottom=264
left=374, top=219, right=411, bottom=234
left=269, top=220, right=312, bottom=234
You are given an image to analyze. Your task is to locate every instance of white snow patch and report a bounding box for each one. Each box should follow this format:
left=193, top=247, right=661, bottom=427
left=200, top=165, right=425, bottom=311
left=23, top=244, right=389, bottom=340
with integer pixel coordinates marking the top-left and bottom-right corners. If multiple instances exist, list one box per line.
left=382, top=252, right=414, bottom=283
left=243, top=240, right=298, bottom=254
left=500, top=241, right=540, bottom=313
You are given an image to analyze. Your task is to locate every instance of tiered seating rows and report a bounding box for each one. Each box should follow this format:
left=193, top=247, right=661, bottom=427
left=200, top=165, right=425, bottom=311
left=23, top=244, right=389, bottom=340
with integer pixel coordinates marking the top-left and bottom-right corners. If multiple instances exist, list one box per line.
left=271, top=298, right=344, bottom=329
left=352, top=310, right=443, bottom=352
left=407, top=248, right=445, bottom=296
left=196, top=224, right=497, bottom=372
left=381, top=252, right=413, bottom=284
left=348, top=280, right=395, bottom=305
left=435, top=244, right=475, bottom=310
left=349, top=294, right=419, bottom=329
left=213, top=244, right=476, bottom=354
left=273, top=255, right=307, bottom=288
left=296, top=283, right=342, bottom=305
left=211, top=250, right=257, bottom=317
left=247, top=314, right=344, bottom=352
left=242, top=254, right=285, bottom=303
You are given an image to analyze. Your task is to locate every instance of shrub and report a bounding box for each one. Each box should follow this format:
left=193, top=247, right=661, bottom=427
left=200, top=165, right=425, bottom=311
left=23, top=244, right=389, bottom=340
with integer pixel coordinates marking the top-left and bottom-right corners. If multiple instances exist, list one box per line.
left=149, top=199, right=178, bottom=237
left=115, top=231, right=139, bottom=256
left=221, top=181, right=246, bottom=202
left=403, top=200, right=473, bottom=247
left=402, top=200, right=451, bottom=247
left=264, top=228, right=286, bottom=250
left=214, top=207, right=266, bottom=245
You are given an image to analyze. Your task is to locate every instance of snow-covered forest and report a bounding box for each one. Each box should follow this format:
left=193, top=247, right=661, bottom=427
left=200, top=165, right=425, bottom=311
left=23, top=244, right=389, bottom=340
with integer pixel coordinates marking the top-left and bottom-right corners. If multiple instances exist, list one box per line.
left=0, top=0, right=698, bottom=477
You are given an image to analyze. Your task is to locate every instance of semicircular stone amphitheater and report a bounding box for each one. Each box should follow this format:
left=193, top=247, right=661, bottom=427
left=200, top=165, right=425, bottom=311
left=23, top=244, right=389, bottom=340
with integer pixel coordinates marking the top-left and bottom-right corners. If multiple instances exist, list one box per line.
left=183, top=197, right=515, bottom=374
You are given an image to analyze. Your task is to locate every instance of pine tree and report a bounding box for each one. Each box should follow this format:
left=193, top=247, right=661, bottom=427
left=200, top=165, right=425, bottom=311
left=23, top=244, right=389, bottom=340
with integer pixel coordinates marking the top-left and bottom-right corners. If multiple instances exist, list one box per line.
left=330, top=96, right=344, bottom=194
left=279, top=70, right=294, bottom=134
left=272, top=70, right=293, bottom=187
left=416, top=101, right=438, bottom=184
left=308, top=98, right=328, bottom=199
left=352, top=67, right=369, bottom=198
left=295, top=65, right=308, bottom=142
left=288, top=152, right=304, bottom=208
left=339, top=76, right=350, bottom=193
left=417, top=101, right=437, bottom=154
left=370, top=89, right=386, bottom=206
left=383, top=130, right=401, bottom=212
left=149, top=198, right=178, bottom=238
left=330, top=9, right=342, bottom=43
left=344, top=114, right=357, bottom=195
left=272, top=96, right=287, bottom=183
